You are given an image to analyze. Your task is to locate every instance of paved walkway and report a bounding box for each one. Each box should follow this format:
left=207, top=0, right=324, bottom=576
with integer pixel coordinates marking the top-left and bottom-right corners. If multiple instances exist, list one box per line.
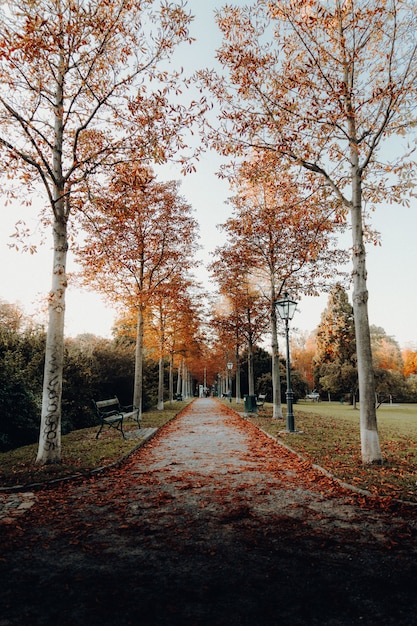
left=1, top=398, right=417, bottom=625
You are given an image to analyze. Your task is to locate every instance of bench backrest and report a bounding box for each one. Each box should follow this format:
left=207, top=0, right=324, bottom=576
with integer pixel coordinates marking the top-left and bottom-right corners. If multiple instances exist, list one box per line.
left=93, top=397, right=120, bottom=412
left=258, top=394, right=266, bottom=401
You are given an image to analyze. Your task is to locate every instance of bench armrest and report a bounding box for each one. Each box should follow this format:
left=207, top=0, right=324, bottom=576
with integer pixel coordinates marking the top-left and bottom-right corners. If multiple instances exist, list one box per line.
left=100, top=409, right=123, bottom=418
left=120, top=404, right=136, bottom=412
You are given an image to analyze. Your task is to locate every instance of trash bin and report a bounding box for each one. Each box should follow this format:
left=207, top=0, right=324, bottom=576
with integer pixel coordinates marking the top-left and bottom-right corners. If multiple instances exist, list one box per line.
left=244, top=394, right=258, bottom=413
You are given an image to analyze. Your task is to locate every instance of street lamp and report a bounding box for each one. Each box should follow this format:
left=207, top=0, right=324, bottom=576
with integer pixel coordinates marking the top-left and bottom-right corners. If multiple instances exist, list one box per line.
left=276, top=292, right=298, bottom=432
left=227, top=361, right=233, bottom=402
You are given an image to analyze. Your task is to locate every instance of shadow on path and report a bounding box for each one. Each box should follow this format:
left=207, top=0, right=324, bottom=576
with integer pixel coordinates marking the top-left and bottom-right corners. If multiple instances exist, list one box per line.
left=1, top=398, right=417, bottom=625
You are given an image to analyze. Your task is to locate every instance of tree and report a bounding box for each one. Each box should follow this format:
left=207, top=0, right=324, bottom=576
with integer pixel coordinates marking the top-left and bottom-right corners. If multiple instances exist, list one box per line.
left=403, top=347, right=417, bottom=377
left=370, top=326, right=404, bottom=402
left=145, top=276, right=205, bottom=409
left=216, top=154, right=347, bottom=417
left=0, top=0, right=199, bottom=464
left=291, top=332, right=317, bottom=392
left=77, top=163, right=199, bottom=419
left=314, top=285, right=357, bottom=402
left=200, top=0, right=417, bottom=462
left=209, top=259, right=270, bottom=400
left=370, top=326, right=404, bottom=373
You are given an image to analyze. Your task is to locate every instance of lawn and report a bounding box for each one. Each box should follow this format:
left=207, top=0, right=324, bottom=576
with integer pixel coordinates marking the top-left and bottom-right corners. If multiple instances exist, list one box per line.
left=237, top=399, right=417, bottom=504
left=0, top=400, right=191, bottom=490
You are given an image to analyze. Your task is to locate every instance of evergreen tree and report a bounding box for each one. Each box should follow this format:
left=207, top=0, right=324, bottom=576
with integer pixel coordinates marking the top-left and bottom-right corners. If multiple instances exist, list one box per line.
left=314, top=285, right=357, bottom=401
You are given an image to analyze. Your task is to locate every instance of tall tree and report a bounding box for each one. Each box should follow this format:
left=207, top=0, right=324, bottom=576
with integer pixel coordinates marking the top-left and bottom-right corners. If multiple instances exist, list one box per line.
left=0, top=0, right=199, bottom=464
left=291, top=332, right=317, bottom=392
left=403, top=347, right=417, bottom=377
left=209, top=261, right=270, bottom=399
left=370, top=326, right=404, bottom=373
left=147, top=277, right=204, bottom=409
left=217, top=154, right=347, bottom=417
left=313, top=284, right=357, bottom=402
left=200, top=0, right=417, bottom=462
left=77, top=164, right=199, bottom=418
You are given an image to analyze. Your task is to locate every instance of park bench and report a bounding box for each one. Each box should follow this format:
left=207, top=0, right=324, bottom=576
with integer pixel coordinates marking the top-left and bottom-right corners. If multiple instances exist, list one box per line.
left=93, top=396, right=139, bottom=440
left=306, top=392, right=320, bottom=402
left=256, top=394, right=267, bottom=410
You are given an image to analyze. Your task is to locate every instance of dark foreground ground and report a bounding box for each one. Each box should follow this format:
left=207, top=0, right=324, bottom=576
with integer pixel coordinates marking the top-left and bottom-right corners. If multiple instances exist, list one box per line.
left=1, top=398, right=417, bottom=625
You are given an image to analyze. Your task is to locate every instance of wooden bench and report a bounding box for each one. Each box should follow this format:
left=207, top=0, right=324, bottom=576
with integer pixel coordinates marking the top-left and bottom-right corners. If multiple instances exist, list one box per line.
left=256, top=394, right=266, bottom=410
left=93, top=396, right=139, bottom=440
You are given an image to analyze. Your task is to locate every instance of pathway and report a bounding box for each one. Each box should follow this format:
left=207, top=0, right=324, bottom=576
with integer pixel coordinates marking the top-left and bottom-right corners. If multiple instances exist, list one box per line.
left=1, top=398, right=417, bottom=625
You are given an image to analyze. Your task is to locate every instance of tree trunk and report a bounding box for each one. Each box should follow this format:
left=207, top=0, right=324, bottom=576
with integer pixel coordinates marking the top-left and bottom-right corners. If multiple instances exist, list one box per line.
left=36, top=215, right=68, bottom=464
left=248, top=337, right=255, bottom=396
left=235, top=343, right=242, bottom=403
left=181, top=363, right=187, bottom=398
left=133, top=306, right=144, bottom=418
left=270, top=288, right=283, bottom=419
left=157, top=354, right=164, bottom=410
left=177, top=361, right=182, bottom=396
left=169, top=352, right=174, bottom=404
left=36, top=53, right=67, bottom=466
left=351, top=168, right=382, bottom=464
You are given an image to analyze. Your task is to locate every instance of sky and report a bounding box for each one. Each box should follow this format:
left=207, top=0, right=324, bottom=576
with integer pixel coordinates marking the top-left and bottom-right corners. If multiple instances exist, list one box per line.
left=1, top=0, right=417, bottom=349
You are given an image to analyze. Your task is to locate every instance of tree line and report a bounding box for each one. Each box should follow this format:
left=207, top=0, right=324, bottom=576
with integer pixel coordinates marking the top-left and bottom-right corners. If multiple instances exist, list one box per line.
left=1, top=0, right=417, bottom=465
left=0, top=298, right=204, bottom=452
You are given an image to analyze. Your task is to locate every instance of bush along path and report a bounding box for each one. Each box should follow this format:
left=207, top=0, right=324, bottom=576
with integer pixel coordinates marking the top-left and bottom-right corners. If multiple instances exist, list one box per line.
left=1, top=397, right=417, bottom=626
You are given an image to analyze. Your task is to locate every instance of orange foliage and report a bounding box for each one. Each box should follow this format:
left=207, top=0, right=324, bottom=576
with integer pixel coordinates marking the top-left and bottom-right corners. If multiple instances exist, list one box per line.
left=403, top=348, right=417, bottom=377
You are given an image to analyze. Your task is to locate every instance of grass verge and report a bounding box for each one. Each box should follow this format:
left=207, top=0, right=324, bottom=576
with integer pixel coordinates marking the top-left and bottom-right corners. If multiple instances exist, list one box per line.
left=0, top=400, right=191, bottom=490
left=231, top=399, right=417, bottom=503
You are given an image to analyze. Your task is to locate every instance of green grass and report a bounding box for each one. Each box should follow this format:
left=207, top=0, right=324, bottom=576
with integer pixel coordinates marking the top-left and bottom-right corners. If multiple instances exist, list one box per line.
left=241, top=400, right=417, bottom=503
left=0, top=400, right=191, bottom=490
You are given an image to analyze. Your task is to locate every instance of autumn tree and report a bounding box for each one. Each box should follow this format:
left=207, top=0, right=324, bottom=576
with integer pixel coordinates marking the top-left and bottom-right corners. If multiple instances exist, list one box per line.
left=0, top=0, right=201, bottom=464
left=370, top=326, right=405, bottom=401
left=370, top=326, right=404, bottom=373
left=77, top=163, right=199, bottom=418
left=209, top=258, right=270, bottom=400
left=291, top=332, right=317, bottom=391
left=313, top=284, right=357, bottom=402
left=200, top=0, right=417, bottom=462
left=146, top=278, right=205, bottom=408
left=403, top=347, right=417, bottom=377
left=216, top=154, right=347, bottom=417
left=209, top=298, right=244, bottom=402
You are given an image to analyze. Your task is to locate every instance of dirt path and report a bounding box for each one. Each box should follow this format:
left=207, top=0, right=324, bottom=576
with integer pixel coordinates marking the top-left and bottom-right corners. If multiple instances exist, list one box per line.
left=1, top=398, right=417, bottom=625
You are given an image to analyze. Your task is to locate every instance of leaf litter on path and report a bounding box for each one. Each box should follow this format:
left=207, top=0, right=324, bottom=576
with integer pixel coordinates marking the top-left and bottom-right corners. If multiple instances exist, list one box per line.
left=1, top=397, right=417, bottom=625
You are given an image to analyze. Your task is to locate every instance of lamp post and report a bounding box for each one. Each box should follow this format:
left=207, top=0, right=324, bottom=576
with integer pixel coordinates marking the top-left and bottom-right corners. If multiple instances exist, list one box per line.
left=227, top=361, right=233, bottom=402
left=276, top=292, right=298, bottom=433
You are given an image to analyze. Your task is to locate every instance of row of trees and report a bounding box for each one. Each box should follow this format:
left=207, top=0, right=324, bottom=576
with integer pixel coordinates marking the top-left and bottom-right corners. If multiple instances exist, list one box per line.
left=0, top=0, right=208, bottom=464
left=2, top=1, right=417, bottom=466
left=199, top=0, right=417, bottom=463
left=0, top=298, right=208, bottom=452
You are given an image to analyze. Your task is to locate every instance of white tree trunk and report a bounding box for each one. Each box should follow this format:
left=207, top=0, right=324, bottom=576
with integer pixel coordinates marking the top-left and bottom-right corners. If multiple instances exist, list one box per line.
left=36, top=53, right=67, bottom=465
left=157, top=355, right=164, bottom=410
left=133, top=306, right=144, bottom=418
left=36, top=215, right=67, bottom=464
left=270, top=289, right=283, bottom=419
left=176, top=361, right=182, bottom=396
left=248, top=337, right=255, bottom=396
left=169, top=353, right=174, bottom=403
left=351, top=168, right=382, bottom=464
left=235, top=344, right=242, bottom=403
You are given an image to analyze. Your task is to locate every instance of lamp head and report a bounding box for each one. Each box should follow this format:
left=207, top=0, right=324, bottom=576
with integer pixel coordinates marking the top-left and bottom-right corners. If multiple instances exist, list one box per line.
left=275, top=292, right=298, bottom=321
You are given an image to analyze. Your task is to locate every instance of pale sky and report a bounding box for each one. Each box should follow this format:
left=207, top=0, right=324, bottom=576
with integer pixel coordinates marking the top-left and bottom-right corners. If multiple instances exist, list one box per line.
left=1, top=1, right=417, bottom=348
